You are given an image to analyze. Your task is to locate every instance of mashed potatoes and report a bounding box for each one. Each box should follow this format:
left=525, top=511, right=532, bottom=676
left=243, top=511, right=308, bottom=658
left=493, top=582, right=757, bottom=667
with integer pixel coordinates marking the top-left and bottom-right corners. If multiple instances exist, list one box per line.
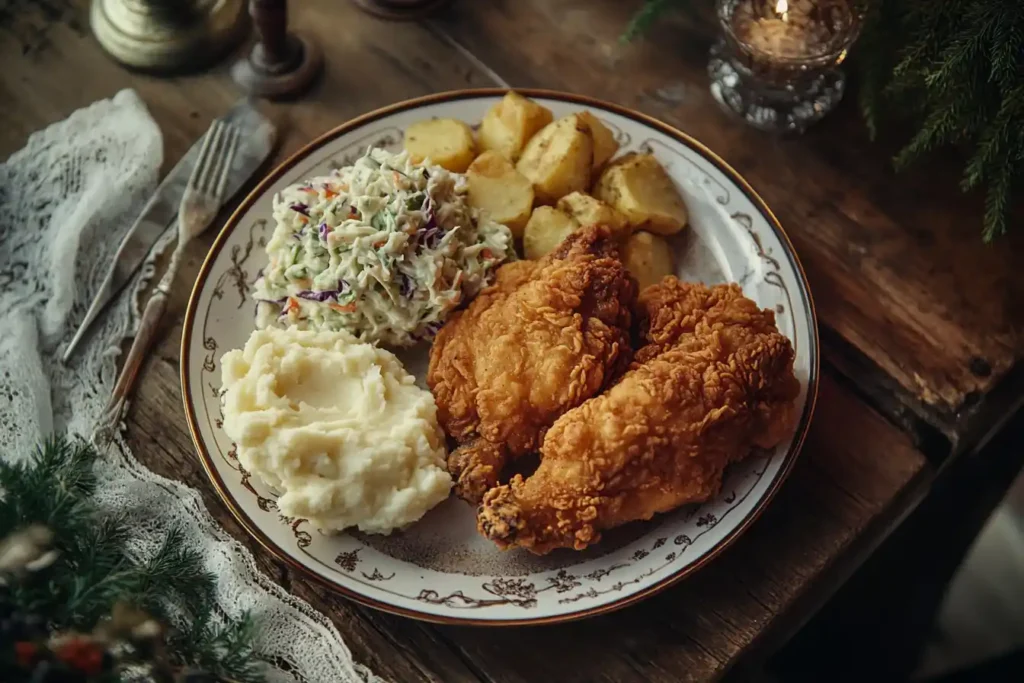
left=219, top=326, right=451, bottom=534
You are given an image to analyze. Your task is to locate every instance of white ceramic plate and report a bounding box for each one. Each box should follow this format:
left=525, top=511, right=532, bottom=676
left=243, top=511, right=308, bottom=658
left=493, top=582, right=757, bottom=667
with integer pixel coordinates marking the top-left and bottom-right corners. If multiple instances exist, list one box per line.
left=182, top=90, right=819, bottom=625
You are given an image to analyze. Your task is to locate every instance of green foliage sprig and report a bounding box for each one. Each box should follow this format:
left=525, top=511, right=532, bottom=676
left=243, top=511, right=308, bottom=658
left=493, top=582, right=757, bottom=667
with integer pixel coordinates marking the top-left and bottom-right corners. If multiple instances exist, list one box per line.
left=0, top=436, right=266, bottom=682
left=859, top=0, right=1023, bottom=240
left=625, top=0, right=1024, bottom=241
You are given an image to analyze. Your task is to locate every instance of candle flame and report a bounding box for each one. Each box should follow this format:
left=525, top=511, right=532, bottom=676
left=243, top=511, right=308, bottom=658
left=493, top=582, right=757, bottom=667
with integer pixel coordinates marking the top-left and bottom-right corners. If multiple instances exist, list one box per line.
left=775, top=0, right=789, bottom=20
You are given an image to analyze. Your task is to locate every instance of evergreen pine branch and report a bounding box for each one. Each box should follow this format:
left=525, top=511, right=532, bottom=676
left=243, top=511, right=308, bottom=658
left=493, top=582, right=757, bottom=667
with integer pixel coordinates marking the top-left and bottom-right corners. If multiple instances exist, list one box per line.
left=962, top=85, right=1024, bottom=190
left=892, top=98, right=964, bottom=170
left=889, top=0, right=963, bottom=82
left=170, top=610, right=266, bottom=683
left=866, top=0, right=1022, bottom=238
left=982, top=161, right=1014, bottom=242
left=0, top=437, right=97, bottom=539
left=856, top=0, right=897, bottom=140
left=922, top=3, right=997, bottom=91
left=134, top=527, right=217, bottom=618
left=2, top=435, right=266, bottom=680
left=623, top=0, right=685, bottom=42
left=68, top=513, right=132, bottom=578
left=60, top=564, right=144, bottom=627
left=987, top=5, right=1023, bottom=88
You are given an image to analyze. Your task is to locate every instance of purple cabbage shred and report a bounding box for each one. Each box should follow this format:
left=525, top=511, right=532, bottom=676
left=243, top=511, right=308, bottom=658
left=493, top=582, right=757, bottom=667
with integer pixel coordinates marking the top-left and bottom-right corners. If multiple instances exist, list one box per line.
left=290, top=203, right=310, bottom=217
left=414, top=199, right=444, bottom=250
left=418, top=227, right=442, bottom=250
left=398, top=273, right=415, bottom=298
left=319, top=223, right=330, bottom=242
left=297, top=290, right=339, bottom=302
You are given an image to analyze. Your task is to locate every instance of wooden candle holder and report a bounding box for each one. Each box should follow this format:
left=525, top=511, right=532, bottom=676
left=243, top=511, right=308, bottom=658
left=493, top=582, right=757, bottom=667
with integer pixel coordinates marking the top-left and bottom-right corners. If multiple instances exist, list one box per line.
left=350, top=0, right=452, bottom=21
left=231, top=0, right=323, bottom=99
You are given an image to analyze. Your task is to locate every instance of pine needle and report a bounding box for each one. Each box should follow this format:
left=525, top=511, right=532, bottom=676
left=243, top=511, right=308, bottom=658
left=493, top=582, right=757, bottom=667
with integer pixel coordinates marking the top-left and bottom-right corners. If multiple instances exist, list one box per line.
left=136, top=526, right=217, bottom=618
left=171, top=610, right=267, bottom=683
left=623, top=0, right=685, bottom=42
left=1, top=434, right=266, bottom=680
left=987, top=7, right=1023, bottom=88
left=983, top=163, right=1013, bottom=242
left=862, top=0, right=1024, bottom=238
left=962, top=85, right=1024, bottom=190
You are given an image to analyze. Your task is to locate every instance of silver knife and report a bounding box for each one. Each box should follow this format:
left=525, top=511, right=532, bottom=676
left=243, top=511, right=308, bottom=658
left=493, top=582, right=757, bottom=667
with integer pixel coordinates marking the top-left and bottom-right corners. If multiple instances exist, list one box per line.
left=62, top=98, right=277, bottom=363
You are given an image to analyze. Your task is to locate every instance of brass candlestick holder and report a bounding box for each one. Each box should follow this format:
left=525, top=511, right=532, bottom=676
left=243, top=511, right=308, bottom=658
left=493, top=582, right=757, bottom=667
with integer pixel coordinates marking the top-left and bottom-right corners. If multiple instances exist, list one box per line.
left=91, top=0, right=246, bottom=72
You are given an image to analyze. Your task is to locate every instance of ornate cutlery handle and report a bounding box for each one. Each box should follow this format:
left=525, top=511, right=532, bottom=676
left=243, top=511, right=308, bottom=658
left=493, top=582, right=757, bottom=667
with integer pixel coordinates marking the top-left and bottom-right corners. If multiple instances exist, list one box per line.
left=98, top=248, right=183, bottom=438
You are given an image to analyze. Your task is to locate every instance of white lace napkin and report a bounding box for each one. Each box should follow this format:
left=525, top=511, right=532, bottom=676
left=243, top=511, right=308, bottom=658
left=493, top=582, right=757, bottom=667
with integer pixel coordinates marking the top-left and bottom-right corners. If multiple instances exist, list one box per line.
left=0, top=89, right=381, bottom=683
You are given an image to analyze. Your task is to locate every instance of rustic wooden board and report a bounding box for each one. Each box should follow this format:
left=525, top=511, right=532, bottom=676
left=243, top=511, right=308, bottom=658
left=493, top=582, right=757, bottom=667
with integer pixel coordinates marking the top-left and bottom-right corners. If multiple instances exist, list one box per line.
left=428, top=0, right=1024, bottom=446
left=2, top=1, right=932, bottom=680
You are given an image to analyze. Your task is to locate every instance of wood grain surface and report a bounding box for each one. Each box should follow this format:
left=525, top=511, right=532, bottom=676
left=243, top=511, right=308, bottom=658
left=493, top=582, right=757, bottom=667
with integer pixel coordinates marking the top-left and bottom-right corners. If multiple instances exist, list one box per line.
left=0, top=0, right=990, bottom=679
left=426, top=0, right=1024, bottom=449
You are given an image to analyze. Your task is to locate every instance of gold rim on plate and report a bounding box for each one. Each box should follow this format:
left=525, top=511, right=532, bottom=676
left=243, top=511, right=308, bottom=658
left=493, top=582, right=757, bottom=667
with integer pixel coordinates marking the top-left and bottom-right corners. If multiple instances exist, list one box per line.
left=180, top=88, right=821, bottom=626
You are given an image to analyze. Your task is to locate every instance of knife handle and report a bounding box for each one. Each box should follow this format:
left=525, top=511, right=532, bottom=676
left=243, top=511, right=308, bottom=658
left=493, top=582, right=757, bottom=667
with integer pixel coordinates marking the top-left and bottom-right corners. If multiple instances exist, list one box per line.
left=110, top=286, right=169, bottom=404
left=103, top=246, right=183, bottom=428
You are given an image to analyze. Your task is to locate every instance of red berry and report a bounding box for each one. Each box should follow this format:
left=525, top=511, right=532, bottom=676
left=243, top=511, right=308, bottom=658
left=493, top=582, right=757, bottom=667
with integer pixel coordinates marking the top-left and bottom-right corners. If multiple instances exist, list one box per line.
left=14, top=641, right=36, bottom=668
left=55, top=637, right=105, bottom=675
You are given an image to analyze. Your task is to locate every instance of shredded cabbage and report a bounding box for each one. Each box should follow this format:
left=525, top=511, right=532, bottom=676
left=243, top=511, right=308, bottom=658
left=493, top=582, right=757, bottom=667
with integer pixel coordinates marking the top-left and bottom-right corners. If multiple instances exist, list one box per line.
left=252, top=148, right=514, bottom=346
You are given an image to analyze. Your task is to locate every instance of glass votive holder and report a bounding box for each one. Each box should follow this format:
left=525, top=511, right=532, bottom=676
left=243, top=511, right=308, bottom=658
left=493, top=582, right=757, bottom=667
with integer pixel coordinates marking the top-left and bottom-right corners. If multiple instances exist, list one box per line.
left=708, top=0, right=866, bottom=134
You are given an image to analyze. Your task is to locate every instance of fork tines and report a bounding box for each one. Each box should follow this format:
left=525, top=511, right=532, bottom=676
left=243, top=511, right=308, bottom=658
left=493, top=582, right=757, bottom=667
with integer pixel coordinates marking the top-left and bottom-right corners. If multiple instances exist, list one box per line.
left=190, top=119, right=241, bottom=204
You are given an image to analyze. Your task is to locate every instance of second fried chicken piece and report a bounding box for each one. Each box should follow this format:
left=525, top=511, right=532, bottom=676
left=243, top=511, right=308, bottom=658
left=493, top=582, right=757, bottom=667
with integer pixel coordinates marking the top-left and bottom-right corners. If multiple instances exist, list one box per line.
left=427, top=225, right=637, bottom=503
left=478, top=279, right=800, bottom=554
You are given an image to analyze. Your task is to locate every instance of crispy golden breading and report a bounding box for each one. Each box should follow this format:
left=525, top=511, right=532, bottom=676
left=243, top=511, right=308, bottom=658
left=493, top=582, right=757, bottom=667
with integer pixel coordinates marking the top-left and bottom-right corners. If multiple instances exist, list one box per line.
left=427, top=225, right=637, bottom=503
left=478, top=280, right=800, bottom=553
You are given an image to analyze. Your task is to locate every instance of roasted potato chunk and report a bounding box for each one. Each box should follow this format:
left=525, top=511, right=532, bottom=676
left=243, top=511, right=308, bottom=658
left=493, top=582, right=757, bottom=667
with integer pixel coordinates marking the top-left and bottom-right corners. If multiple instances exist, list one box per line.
left=516, top=114, right=594, bottom=204
left=623, top=231, right=675, bottom=290
left=593, top=153, right=689, bottom=235
left=478, top=91, right=554, bottom=161
left=523, top=206, right=580, bottom=260
left=404, top=118, right=476, bottom=172
left=466, top=151, right=535, bottom=238
left=556, top=192, right=631, bottom=239
left=577, top=111, right=619, bottom=172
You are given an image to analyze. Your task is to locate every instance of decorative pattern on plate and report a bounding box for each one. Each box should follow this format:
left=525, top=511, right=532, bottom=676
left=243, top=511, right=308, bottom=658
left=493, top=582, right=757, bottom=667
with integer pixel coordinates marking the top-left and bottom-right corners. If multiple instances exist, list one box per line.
left=182, top=91, right=818, bottom=625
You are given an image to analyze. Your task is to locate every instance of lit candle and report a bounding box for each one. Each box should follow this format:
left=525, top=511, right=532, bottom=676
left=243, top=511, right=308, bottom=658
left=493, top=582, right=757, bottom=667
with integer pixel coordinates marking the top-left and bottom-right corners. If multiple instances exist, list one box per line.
left=708, top=0, right=866, bottom=132
left=732, top=0, right=853, bottom=61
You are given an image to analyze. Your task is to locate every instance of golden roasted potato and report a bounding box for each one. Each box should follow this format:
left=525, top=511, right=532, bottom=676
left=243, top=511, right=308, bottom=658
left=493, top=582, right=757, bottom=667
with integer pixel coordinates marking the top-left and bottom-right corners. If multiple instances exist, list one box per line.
left=593, top=153, right=689, bottom=235
left=577, top=111, right=619, bottom=172
left=523, top=206, right=580, bottom=260
left=404, top=118, right=476, bottom=172
left=623, top=231, right=675, bottom=290
left=478, top=91, right=554, bottom=162
left=466, top=151, right=535, bottom=238
left=516, top=114, right=594, bottom=204
left=556, top=191, right=631, bottom=239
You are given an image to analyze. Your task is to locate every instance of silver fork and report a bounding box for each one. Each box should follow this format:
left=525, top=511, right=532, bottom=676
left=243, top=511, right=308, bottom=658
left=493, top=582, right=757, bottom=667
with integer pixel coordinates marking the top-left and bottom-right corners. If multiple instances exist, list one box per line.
left=99, top=120, right=240, bottom=435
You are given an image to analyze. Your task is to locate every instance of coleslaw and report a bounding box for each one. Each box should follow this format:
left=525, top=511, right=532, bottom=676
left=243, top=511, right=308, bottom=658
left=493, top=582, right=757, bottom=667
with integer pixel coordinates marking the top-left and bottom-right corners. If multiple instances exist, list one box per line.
left=252, top=147, right=514, bottom=346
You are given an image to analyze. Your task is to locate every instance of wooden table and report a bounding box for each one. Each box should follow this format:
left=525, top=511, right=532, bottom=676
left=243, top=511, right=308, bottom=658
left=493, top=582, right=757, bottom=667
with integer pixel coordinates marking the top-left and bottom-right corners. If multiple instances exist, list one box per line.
left=4, top=1, right=1023, bottom=680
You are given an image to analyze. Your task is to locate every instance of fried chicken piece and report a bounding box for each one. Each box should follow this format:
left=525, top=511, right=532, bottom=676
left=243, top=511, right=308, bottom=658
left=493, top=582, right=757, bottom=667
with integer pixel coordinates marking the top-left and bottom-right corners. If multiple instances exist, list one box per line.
left=478, top=279, right=800, bottom=553
left=428, top=225, right=638, bottom=503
